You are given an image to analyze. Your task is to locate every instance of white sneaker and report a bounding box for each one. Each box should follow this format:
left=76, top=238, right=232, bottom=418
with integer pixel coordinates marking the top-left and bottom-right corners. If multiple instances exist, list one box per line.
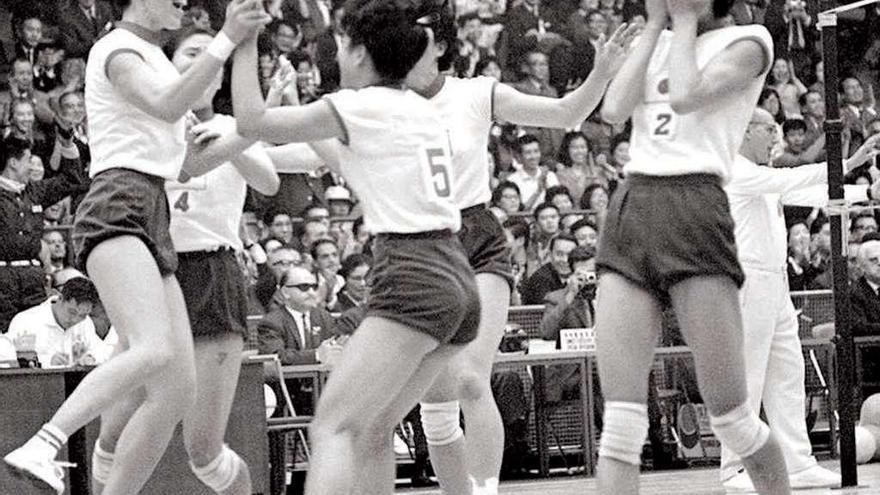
left=4, top=446, right=72, bottom=495
left=722, top=471, right=756, bottom=493
left=789, top=465, right=840, bottom=489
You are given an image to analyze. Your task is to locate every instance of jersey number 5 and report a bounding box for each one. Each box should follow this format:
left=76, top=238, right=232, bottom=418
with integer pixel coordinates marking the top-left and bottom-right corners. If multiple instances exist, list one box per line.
left=425, top=148, right=451, bottom=198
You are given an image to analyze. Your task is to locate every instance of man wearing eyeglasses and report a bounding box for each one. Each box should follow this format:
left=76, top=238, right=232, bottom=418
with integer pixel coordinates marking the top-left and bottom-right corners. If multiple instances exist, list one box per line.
left=719, top=106, right=880, bottom=491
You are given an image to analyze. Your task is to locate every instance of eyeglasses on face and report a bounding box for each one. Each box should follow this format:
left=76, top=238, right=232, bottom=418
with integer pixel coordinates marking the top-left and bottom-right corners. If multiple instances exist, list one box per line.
left=285, top=283, right=319, bottom=292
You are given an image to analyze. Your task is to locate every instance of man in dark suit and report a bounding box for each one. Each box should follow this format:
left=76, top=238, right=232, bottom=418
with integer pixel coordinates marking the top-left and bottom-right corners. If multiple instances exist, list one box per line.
left=258, top=266, right=338, bottom=415
left=851, top=237, right=880, bottom=398
left=59, top=0, right=114, bottom=60
left=14, top=14, right=43, bottom=67
left=520, top=233, right=576, bottom=305
left=313, top=0, right=344, bottom=94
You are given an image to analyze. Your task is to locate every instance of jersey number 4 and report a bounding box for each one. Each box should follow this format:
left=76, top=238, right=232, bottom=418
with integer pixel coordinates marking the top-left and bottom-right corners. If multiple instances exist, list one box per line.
left=173, top=192, right=190, bottom=212
left=425, top=147, right=451, bottom=198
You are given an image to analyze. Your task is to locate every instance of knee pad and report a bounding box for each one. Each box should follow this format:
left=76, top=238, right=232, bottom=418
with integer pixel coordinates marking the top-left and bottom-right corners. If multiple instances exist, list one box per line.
left=598, top=401, right=648, bottom=465
left=710, top=402, right=770, bottom=459
left=91, top=440, right=114, bottom=485
left=419, top=401, right=463, bottom=446
left=190, top=444, right=244, bottom=493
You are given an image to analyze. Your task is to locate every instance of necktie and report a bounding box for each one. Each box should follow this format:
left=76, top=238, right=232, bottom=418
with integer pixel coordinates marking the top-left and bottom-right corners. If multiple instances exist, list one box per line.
left=299, top=313, right=310, bottom=348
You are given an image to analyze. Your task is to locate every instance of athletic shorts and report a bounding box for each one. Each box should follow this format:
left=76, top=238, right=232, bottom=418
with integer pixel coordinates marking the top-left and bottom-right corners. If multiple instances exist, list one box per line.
left=368, top=230, right=481, bottom=345
left=177, top=248, right=248, bottom=339
left=459, top=204, right=515, bottom=289
left=73, top=169, right=177, bottom=276
left=596, top=173, right=744, bottom=304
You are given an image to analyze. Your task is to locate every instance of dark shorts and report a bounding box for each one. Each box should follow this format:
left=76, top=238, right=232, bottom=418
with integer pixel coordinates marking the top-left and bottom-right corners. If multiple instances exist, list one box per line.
left=72, top=169, right=177, bottom=276
left=459, top=204, right=514, bottom=289
left=367, top=230, right=481, bottom=345
left=177, top=248, right=249, bottom=339
left=596, top=173, right=744, bottom=304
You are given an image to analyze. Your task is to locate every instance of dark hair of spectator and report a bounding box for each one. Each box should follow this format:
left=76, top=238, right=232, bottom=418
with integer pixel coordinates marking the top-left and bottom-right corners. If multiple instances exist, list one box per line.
left=570, top=218, right=598, bottom=235
left=264, top=207, right=292, bottom=226
left=0, top=136, right=32, bottom=172
left=163, top=26, right=217, bottom=58
left=61, top=277, right=100, bottom=306
left=550, top=232, right=577, bottom=252
left=852, top=211, right=878, bottom=231
left=622, top=1, right=646, bottom=21
left=557, top=131, right=590, bottom=168
left=517, top=134, right=541, bottom=152
left=288, top=49, right=314, bottom=68
left=35, top=41, right=61, bottom=57
left=340, top=0, right=432, bottom=82
left=114, top=0, right=133, bottom=10
left=58, top=91, right=83, bottom=109
left=545, top=185, right=573, bottom=204
left=758, top=87, right=785, bottom=124
left=491, top=180, right=522, bottom=208
left=457, top=12, right=480, bottom=27
left=533, top=202, right=559, bottom=220
left=580, top=183, right=608, bottom=210
left=712, top=0, right=736, bottom=18
left=339, top=253, right=372, bottom=279
left=310, top=237, right=338, bottom=259
left=567, top=245, right=596, bottom=271
left=810, top=216, right=829, bottom=236
left=268, top=18, right=300, bottom=37
left=503, top=218, right=529, bottom=240
left=610, top=133, right=630, bottom=154
left=839, top=75, right=863, bottom=94
left=414, top=0, right=457, bottom=71
left=474, top=56, right=500, bottom=77
left=782, top=118, right=808, bottom=136
left=862, top=232, right=880, bottom=243
left=798, top=90, right=820, bottom=108
left=304, top=202, right=329, bottom=216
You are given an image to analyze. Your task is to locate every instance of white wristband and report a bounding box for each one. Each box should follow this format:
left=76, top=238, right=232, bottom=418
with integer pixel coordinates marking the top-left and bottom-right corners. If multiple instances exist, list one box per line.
left=206, top=31, right=236, bottom=61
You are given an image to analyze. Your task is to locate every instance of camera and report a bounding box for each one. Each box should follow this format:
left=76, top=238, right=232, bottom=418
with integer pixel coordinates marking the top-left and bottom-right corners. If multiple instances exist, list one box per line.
left=499, top=323, right=529, bottom=353
left=577, top=271, right=598, bottom=300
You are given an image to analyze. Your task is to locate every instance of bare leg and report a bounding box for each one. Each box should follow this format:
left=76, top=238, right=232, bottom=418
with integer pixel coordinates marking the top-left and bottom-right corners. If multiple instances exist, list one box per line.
left=594, top=273, right=663, bottom=495
left=303, top=316, right=444, bottom=495
left=183, top=335, right=251, bottom=495
left=420, top=273, right=510, bottom=494
left=669, top=276, right=790, bottom=495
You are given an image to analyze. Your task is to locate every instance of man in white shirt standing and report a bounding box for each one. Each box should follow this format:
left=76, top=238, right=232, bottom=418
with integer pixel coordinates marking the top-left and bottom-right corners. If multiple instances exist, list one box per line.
left=722, top=106, right=880, bottom=491
left=7, top=277, right=107, bottom=367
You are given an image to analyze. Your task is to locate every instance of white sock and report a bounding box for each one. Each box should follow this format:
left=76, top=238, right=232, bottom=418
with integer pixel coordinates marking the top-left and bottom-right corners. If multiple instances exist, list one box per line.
left=26, top=424, right=67, bottom=458
left=471, top=476, right=499, bottom=495
left=91, top=440, right=115, bottom=484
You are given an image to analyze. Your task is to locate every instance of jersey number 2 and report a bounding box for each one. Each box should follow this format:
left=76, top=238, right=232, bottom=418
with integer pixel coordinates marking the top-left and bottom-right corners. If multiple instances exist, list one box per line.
left=654, top=113, right=672, bottom=136
left=425, top=148, right=451, bottom=198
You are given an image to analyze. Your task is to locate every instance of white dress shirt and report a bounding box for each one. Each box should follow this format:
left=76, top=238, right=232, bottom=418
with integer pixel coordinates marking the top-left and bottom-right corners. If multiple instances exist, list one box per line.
left=6, top=298, right=108, bottom=367
left=725, top=155, right=868, bottom=270
left=284, top=307, right=310, bottom=347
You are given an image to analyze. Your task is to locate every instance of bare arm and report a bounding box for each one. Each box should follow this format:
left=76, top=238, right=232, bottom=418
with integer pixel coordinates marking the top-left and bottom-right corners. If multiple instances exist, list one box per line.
left=231, top=144, right=280, bottom=196
left=109, top=0, right=270, bottom=123
left=601, top=23, right=665, bottom=123
left=233, top=36, right=344, bottom=143
left=666, top=9, right=768, bottom=115
left=496, top=24, right=640, bottom=128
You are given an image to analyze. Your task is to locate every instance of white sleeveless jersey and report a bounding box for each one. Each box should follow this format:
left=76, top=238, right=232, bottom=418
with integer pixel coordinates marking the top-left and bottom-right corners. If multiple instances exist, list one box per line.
left=85, top=28, right=186, bottom=180
left=323, top=87, right=460, bottom=234
left=165, top=115, right=269, bottom=252
left=625, top=25, right=773, bottom=182
left=430, top=76, right=496, bottom=209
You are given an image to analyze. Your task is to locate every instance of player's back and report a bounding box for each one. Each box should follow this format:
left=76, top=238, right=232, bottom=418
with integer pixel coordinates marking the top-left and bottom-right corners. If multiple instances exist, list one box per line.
left=323, top=86, right=459, bottom=234
left=626, top=25, right=773, bottom=182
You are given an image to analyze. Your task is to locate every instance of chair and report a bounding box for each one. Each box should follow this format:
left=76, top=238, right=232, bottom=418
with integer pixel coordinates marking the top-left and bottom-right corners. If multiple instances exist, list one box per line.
left=263, top=356, right=312, bottom=495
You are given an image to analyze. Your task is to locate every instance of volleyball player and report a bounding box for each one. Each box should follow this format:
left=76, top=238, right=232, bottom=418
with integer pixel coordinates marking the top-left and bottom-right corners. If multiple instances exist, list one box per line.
left=3, top=2, right=270, bottom=494
left=396, top=3, right=637, bottom=493
left=596, top=0, right=789, bottom=493
left=231, top=0, right=481, bottom=493
left=87, top=27, right=281, bottom=495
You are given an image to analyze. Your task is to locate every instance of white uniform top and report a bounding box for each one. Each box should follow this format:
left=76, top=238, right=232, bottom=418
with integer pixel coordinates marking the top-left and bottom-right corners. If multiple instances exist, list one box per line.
left=165, top=114, right=270, bottom=252
left=725, top=154, right=868, bottom=270
left=6, top=298, right=108, bottom=367
left=323, top=87, right=459, bottom=234
left=626, top=26, right=773, bottom=182
left=85, top=27, right=186, bottom=180
left=429, top=76, right=496, bottom=209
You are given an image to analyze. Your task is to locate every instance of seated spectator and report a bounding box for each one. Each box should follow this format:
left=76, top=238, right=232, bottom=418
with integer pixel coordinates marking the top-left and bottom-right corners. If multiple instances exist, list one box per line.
left=579, top=182, right=609, bottom=227
left=556, top=131, right=604, bottom=200
left=333, top=253, right=371, bottom=312
left=767, top=58, right=808, bottom=119
left=850, top=238, right=880, bottom=396
left=508, top=134, right=560, bottom=211
left=6, top=277, right=107, bottom=367
left=268, top=18, right=304, bottom=58
left=841, top=76, right=878, bottom=155
left=545, top=185, right=574, bottom=213
left=3, top=99, right=52, bottom=165
left=325, top=184, right=354, bottom=217
left=255, top=245, right=303, bottom=311
left=787, top=221, right=818, bottom=290
left=520, top=233, right=576, bottom=304
left=300, top=217, right=331, bottom=257
left=59, top=0, right=114, bottom=60
left=799, top=90, right=826, bottom=150
left=775, top=119, right=826, bottom=168
left=311, top=237, right=344, bottom=309
left=263, top=207, right=295, bottom=247
left=14, top=15, right=43, bottom=67
left=41, top=229, right=67, bottom=274
left=852, top=211, right=879, bottom=243
left=511, top=51, right=565, bottom=162
left=809, top=218, right=832, bottom=288
left=526, top=202, right=560, bottom=274
left=303, top=202, right=331, bottom=229
left=570, top=217, right=598, bottom=249
left=560, top=7, right=606, bottom=93
left=288, top=49, right=320, bottom=103
left=32, top=41, right=63, bottom=93
left=491, top=180, right=523, bottom=215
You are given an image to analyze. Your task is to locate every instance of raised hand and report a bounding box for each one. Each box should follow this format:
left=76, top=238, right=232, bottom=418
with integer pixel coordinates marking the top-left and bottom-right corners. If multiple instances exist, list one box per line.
left=222, top=0, right=273, bottom=45
left=593, top=23, right=642, bottom=78
left=266, top=55, right=299, bottom=107
left=667, top=0, right=711, bottom=21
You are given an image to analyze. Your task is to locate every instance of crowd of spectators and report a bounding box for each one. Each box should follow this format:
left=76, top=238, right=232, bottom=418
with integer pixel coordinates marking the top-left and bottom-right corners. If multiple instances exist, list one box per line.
left=3, top=0, right=880, bottom=480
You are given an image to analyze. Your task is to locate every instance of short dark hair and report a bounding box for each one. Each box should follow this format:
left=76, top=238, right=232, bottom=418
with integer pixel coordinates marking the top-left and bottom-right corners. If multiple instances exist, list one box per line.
left=415, top=0, right=457, bottom=71
left=557, top=131, right=590, bottom=168
left=341, top=0, right=432, bottom=82
left=310, top=237, right=338, bottom=259
left=568, top=245, right=596, bottom=271
left=782, top=118, right=808, bottom=135
left=545, top=185, right=573, bottom=204
left=163, top=26, right=216, bottom=58
left=61, top=277, right=100, bottom=306
left=712, top=0, right=736, bottom=18
left=550, top=232, right=577, bottom=251
left=339, top=253, right=372, bottom=279
left=474, top=56, right=499, bottom=77
left=533, top=202, right=559, bottom=220
left=0, top=135, right=31, bottom=172
left=503, top=218, right=529, bottom=240
left=798, top=90, right=821, bottom=108
left=580, top=183, right=608, bottom=210
left=810, top=216, right=829, bottom=236
left=517, top=134, right=541, bottom=152
left=288, top=49, right=314, bottom=68
left=264, top=207, right=292, bottom=225
left=491, top=180, right=521, bottom=207
left=570, top=218, right=598, bottom=234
